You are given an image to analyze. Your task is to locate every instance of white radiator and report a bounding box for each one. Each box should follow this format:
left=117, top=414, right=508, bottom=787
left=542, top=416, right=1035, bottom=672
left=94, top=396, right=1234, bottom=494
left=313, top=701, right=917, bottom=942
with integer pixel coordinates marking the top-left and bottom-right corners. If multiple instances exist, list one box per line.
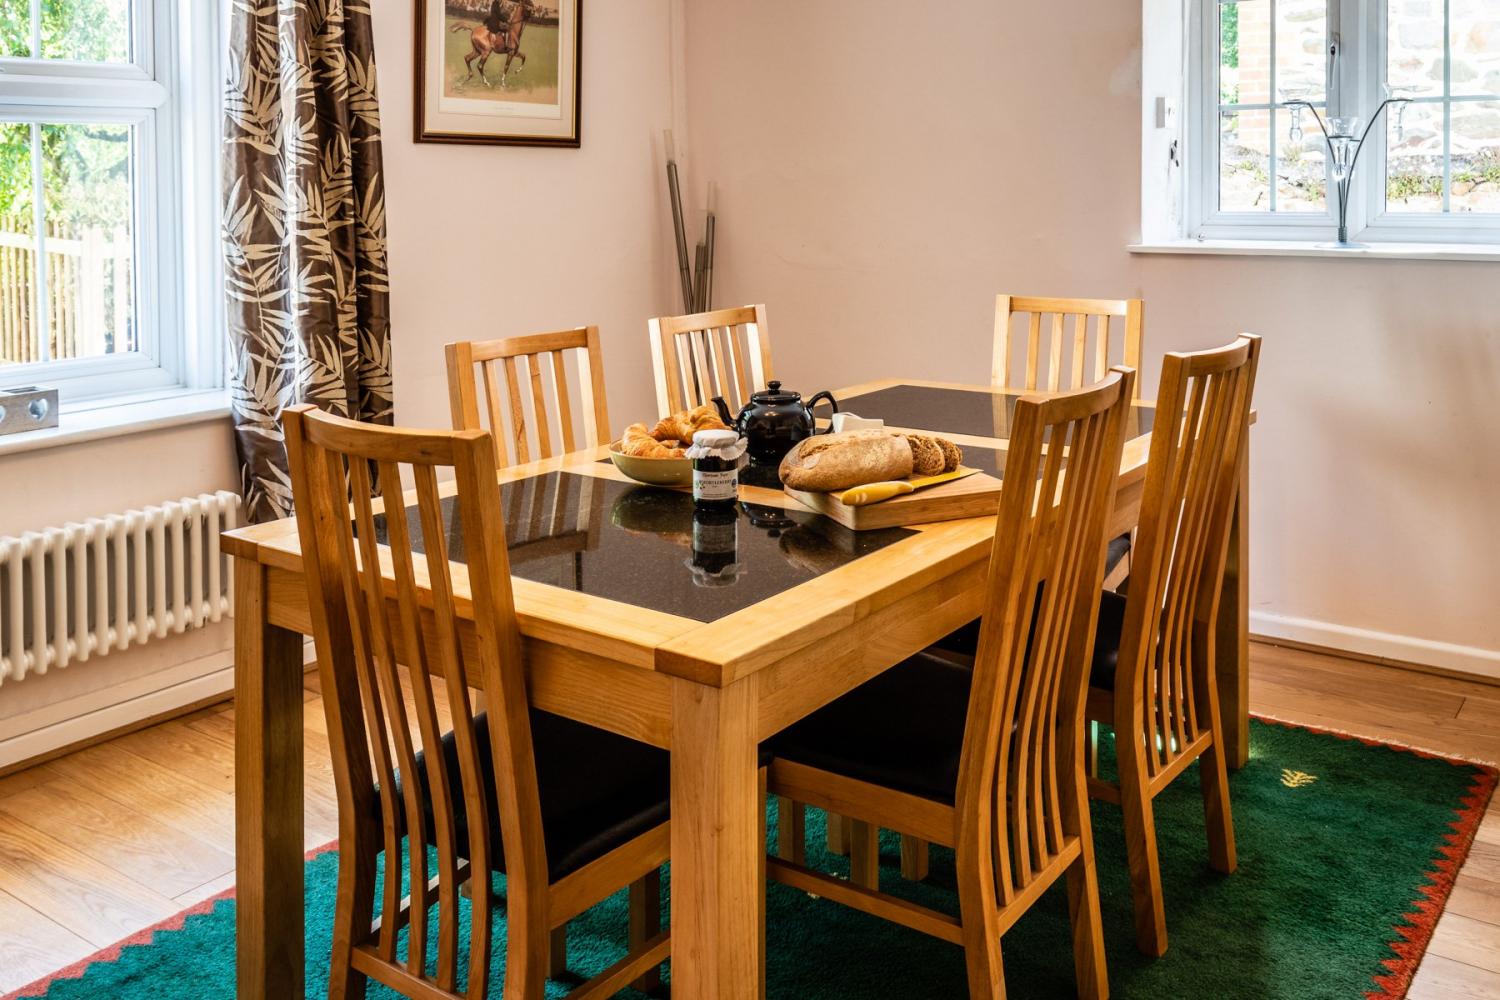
left=0, top=491, right=241, bottom=685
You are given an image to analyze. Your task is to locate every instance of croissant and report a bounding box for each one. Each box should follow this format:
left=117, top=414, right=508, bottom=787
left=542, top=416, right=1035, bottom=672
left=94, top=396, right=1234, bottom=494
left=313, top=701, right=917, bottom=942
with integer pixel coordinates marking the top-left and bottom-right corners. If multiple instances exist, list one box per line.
left=650, top=404, right=728, bottom=444
left=619, top=423, right=687, bottom=459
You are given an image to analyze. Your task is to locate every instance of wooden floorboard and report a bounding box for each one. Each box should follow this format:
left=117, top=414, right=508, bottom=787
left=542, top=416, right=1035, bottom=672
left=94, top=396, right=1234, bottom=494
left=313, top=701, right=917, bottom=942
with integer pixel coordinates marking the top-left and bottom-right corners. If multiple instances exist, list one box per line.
left=0, top=640, right=1496, bottom=995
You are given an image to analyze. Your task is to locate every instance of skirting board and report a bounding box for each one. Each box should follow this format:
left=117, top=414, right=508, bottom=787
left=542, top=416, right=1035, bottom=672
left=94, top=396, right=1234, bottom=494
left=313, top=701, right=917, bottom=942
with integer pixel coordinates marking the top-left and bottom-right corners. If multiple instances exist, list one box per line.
left=0, top=639, right=317, bottom=772
left=1250, top=611, right=1500, bottom=683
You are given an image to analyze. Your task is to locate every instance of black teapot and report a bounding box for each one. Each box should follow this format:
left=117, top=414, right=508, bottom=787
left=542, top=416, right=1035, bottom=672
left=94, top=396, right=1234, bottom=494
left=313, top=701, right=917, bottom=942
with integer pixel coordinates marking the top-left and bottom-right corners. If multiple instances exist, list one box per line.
left=712, top=381, right=839, bottom=465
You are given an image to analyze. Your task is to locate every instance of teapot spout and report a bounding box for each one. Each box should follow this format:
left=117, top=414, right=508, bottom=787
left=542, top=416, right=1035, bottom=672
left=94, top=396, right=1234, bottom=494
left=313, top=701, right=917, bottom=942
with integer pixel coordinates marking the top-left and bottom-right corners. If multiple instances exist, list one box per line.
left=710, top=396, right=735, bottom=426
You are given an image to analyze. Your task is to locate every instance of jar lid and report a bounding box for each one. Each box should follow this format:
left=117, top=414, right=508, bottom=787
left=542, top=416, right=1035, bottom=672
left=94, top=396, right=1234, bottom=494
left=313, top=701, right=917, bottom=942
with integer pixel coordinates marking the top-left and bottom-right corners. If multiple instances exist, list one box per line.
left=693, top=429, right=740, bottom=448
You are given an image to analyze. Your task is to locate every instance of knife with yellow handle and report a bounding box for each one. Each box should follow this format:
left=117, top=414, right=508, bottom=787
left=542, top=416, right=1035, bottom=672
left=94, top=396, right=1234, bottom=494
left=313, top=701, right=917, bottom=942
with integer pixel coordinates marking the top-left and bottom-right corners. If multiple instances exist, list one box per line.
left=838, top=467, right=979, bottom=507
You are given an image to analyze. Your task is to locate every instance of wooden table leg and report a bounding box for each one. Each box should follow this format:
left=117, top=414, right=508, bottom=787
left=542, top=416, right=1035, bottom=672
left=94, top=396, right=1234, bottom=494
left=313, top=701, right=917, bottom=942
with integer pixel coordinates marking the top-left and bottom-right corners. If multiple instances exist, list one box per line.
left=1216, top=439, right=1251, bottom=770
left=670, top=677, right=763, bottom=1000
left=235, top=559, right=308, bottom=1000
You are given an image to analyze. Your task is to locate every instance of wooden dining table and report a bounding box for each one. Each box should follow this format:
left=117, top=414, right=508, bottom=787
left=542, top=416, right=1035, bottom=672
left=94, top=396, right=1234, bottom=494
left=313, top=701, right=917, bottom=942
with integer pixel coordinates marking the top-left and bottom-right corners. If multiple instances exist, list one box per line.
left=223, top=377, right=1251, bottom=1000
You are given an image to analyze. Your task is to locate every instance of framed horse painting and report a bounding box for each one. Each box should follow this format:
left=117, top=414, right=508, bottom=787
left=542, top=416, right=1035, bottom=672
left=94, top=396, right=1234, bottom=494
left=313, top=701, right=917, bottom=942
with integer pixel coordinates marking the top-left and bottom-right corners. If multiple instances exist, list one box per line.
left=415, top=0, right=582, bottom=146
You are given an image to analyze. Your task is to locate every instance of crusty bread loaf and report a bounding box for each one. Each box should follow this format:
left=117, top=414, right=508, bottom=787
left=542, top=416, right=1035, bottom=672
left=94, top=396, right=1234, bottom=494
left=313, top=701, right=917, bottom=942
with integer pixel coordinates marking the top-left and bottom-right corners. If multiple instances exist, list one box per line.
left=779, top=431, right=914, bottom=492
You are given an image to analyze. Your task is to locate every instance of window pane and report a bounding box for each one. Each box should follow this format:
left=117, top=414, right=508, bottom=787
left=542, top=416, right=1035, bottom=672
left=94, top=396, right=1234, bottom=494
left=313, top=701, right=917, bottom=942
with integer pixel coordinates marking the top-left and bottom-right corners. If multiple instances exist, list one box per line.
left=1386, top=101, right=1445, bottom=212
left=40, top=0, right=131, bottom=64
left=0, top=124, right=38, bottom=366
left=1221, top=0, right=1272, bottom=106
left=1276, top=0, right=1327, bottom=103
left=1277, top=109, right=1327, bottom=211
left=40, top=122, right=136, bottom=361
left=1450, top=0, right=1500, bottom=99
left=0, top=5, right=29, bottom=58
left=1221, top=110, right=1272, bottom=211
left=1387, top=0, right=1446, bottom=100
left=1452, top=100, right=1500, bottom=212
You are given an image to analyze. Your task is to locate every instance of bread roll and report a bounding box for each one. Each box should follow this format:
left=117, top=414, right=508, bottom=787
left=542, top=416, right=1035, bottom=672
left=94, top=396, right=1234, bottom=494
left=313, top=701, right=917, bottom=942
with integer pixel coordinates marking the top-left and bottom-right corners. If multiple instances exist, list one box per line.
left=779, top=431, right=914, bottom=492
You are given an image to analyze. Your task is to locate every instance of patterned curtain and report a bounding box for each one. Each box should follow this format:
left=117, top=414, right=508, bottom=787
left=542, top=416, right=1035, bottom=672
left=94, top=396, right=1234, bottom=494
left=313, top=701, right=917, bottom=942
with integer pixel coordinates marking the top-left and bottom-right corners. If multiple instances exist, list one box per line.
left=222, top=0, right=393, bottom=522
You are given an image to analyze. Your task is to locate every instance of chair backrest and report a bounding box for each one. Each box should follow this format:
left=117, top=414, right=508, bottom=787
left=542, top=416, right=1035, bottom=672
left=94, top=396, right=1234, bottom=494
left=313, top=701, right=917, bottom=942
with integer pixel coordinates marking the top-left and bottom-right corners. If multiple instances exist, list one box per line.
left=446, top=326, right=611, bottom=465
left=993, top=295, right=1144, bottom=398
left=955, top=368, right=1136, bottom=907
left=648, top=304, right=773, bottom=417
left=1112, top=335, right=1261, bottom=780
left=284, top=405, right=545, bottom=1000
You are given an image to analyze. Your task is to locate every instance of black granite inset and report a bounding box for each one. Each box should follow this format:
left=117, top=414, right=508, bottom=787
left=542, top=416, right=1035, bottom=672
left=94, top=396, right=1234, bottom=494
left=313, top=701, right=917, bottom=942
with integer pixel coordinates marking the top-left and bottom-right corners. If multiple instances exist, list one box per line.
left=371, top=472, right=914, bottom=623
left=818, top=384, right=1155, bottom=440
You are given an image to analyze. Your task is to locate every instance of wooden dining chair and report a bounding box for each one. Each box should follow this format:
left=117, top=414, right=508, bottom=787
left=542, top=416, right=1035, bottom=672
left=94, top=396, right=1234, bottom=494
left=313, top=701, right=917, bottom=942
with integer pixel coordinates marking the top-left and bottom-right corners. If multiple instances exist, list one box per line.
left=1083, top=334, right=1261, bottom=958
left=283, top=405, right=671, bottom=1000
left=993, top=295, right=1144, bottom=398
left=445, top=326, right=612, bottom=464
left=648, top=304, right=773, bottom=416
left=767, top=369, right=1137, bottom=999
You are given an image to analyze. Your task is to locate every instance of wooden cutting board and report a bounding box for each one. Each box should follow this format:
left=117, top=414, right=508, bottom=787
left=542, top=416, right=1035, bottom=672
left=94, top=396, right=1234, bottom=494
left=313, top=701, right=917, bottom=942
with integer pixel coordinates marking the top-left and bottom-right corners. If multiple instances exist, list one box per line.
left=785, top=470, right=1003, bottom=530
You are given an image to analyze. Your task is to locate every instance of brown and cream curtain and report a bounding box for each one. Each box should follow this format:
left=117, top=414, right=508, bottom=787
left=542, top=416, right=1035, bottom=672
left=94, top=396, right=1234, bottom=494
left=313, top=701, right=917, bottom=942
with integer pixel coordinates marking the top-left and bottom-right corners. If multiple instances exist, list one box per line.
left=222, top=0, right=392, bottom=522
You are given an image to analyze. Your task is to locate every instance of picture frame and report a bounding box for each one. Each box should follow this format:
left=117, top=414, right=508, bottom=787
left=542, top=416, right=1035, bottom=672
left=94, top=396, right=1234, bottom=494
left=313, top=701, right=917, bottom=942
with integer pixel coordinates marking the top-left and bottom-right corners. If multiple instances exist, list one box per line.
left=414, top=0, right=582, bottom=147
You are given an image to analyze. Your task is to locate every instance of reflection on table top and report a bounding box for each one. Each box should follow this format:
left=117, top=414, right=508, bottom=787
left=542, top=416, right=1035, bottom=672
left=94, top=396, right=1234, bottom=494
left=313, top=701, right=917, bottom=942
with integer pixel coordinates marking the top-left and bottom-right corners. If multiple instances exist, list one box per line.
left=373, top=471, right=914, bottom=624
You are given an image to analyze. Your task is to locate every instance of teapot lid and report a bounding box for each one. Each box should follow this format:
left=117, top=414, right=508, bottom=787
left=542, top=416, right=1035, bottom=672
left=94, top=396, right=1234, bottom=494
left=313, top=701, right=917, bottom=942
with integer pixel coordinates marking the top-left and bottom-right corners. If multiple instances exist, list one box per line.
left=751, top=380, right=800, bottom=404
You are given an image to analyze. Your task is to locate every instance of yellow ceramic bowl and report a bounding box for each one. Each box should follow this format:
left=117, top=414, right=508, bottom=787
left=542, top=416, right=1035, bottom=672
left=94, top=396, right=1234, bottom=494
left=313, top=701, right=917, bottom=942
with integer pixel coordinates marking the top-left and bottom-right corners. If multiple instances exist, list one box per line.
left=609, top=447, right=692, bottom=487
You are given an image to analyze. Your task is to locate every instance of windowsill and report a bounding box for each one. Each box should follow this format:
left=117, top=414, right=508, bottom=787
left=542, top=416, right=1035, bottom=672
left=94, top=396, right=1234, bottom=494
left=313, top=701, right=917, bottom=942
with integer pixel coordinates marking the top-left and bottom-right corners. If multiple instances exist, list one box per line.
left=0, top=389, right=231, bottom=458
left=1128, top=240, right=1500, bottom=263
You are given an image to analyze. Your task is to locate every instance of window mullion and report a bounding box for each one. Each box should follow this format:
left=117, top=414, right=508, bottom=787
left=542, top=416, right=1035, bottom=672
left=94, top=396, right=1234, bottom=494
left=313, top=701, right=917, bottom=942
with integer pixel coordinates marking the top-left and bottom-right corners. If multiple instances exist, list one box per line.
left=1269, top=0, right=1279, bottom=213
left=1442, top=0, right=1452, bottom=213
left=28, top=0, right=40, bottom=57
left=28, top=121, right=49, bottom=364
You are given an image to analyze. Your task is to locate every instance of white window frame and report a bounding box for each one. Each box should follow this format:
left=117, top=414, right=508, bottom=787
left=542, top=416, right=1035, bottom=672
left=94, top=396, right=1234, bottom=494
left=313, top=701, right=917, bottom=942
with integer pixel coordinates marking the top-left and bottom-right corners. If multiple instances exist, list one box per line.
left=0, top=0, right=223, bottom=404
left=1184, top=0, right=1500, bottom=245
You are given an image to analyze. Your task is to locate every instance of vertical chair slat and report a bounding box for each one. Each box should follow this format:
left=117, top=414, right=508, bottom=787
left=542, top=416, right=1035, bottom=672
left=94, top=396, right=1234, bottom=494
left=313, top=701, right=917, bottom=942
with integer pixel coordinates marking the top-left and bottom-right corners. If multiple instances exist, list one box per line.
left=1047, top=314, right=1064, bottom=392
left=503, top=356, right=530, bottom=465
left=1024, top=313, right=1042, bottom=390
left=412, top=465, right=469, bottom=992
left=346, top=457, right=409, bottom=961
left=528, top=356, right=553, bottom=459
left=550, top=349, right=575, bottom=453
left=481, top=362, right=508, bottom=466
left=373, top=459, right=441, bottom=978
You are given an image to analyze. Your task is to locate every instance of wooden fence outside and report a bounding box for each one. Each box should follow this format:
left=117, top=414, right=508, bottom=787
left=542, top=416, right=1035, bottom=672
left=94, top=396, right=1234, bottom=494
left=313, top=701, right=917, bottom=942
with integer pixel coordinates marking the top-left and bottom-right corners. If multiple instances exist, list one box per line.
left=0, top=214, right=133, bottom=367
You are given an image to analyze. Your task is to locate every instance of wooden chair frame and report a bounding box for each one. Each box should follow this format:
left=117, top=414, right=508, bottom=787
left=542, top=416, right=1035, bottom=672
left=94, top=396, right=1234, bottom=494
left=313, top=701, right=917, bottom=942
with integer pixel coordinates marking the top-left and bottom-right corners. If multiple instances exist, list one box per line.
left=446, top=327, right=611, bottom=464
left=768, top=370, right=1137, bottom=1000
left=283, top=405, right=667, bottom=1000
left=994, top=295, right=1144, bottom=398
left=1084, top=335, right=1262, bottom=958
left=648, top=304, right=773, bottom=417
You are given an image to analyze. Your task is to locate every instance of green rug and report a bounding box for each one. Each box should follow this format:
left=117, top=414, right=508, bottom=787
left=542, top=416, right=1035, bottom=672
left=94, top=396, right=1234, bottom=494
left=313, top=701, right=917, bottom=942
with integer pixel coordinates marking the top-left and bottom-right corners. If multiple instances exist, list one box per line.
left=7, top=719, right=1493, bottom=1000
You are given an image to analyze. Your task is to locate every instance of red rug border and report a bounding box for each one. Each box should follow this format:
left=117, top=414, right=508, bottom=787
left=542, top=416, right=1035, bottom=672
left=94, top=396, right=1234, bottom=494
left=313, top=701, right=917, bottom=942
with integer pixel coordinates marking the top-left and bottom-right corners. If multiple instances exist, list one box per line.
left=1249, top=714, right=1499, bottom=1000
left=5, top=718, right=1496, bottom=1000
left=0, top=839, right=341, bottom=1000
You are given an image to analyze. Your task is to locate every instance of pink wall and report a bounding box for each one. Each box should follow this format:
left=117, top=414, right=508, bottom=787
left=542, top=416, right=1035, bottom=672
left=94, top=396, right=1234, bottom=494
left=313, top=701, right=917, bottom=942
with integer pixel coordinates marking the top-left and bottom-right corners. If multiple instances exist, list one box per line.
left=371, top=0, right=680, bottom=434
left=682, top=0, right=1500, bottom=671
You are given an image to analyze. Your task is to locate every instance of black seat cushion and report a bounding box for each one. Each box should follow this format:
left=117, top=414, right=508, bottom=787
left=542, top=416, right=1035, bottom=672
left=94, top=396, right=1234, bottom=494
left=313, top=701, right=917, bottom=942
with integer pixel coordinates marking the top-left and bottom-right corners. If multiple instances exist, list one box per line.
left=1086, top=589, right=1127, bottom=690
left=766, top=652, right=974, bottom=805
left=930, top=530, right=1131, bottom=659
left=389, top=710, right=670, bottom=881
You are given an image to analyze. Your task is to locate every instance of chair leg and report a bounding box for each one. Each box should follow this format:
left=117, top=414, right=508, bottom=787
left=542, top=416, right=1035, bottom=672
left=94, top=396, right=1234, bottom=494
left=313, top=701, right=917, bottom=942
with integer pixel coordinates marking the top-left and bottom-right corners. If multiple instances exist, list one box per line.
left=899, top=835, right=929, bottom=881
left=775, top=796, right=806, bottom=864
left=1200, top=739, right=1238, bottom=875
left=628, top=869, right=663, bottom=993
left=1118, top=755, right=1169, bottom=957
left=956, top=885, right=1006, bottom=999
left=1064, top=841, right=1110, bottom=1000
left=826, top=811, right=850, bottom=855
left=847, top=820, right=880, bottom=889
left=328, top=845, right=373, bottom=1000
left=548, top=923, right=568, bottom=979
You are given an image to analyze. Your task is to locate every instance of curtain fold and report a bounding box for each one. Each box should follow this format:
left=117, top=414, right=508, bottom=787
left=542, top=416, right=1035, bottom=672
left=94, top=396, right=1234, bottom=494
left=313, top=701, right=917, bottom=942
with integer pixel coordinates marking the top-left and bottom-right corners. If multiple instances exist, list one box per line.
left=223, top=0, right=392, bottom=523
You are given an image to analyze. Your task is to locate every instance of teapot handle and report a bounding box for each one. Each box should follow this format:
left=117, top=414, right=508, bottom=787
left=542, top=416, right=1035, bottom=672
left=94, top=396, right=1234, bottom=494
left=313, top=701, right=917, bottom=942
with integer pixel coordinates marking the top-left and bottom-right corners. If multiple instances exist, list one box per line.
left=806, top=390, right=839, bottom=433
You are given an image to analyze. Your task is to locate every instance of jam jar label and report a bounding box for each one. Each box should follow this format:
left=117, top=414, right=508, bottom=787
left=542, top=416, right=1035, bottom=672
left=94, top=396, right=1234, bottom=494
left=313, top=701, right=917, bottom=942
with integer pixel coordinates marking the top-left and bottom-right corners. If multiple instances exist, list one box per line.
left=693, top=468, right=738, bottom=502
